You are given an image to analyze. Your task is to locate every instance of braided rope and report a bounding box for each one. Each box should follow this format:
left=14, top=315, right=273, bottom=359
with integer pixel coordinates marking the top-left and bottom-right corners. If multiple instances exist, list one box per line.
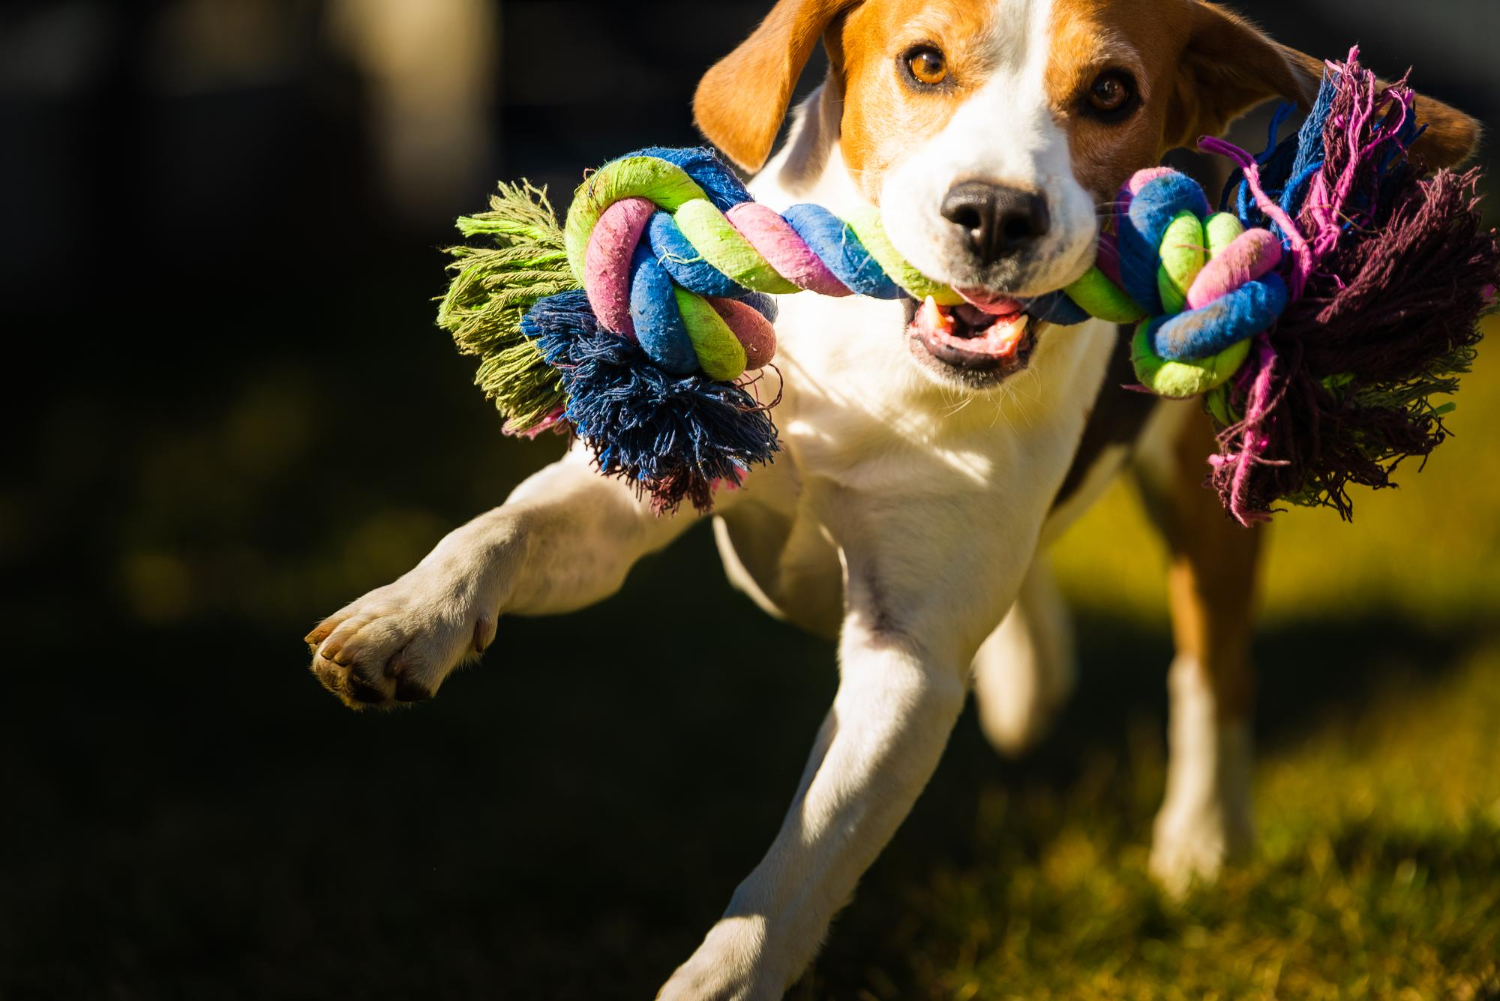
left=562, top=147, right=963, bottom=381
left=556, top=146, right=1289, bottom=393
left=1113, top=167, right=1290, bottom=398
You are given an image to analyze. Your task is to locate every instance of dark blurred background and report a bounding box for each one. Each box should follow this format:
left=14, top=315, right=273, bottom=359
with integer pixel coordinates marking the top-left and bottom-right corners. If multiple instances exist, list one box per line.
left=2, top=3, right=1497, bottom=999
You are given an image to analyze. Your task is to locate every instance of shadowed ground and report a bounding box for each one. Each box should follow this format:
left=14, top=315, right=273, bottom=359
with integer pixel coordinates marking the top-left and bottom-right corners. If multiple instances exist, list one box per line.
left=3, top=601, right=1497, bottom=999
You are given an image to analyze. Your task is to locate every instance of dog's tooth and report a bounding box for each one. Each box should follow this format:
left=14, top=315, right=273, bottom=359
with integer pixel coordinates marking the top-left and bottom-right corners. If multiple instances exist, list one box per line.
left=916, top=295, right=954, bottom=337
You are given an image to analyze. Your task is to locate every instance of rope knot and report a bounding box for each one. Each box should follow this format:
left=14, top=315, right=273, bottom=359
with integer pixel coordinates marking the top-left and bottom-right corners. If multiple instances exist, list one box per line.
left=566, top=147, right=960, bottom=382
left=1101, top=168, right=1289, bottom=398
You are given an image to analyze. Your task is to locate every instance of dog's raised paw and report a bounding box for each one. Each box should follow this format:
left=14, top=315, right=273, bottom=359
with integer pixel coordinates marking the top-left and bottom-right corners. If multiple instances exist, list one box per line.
left=305, top=569, right=499, bottom=711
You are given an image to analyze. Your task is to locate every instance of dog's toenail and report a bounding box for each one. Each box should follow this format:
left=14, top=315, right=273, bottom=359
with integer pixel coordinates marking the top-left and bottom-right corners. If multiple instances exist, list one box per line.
left=394, top=677, right=434, bottom=702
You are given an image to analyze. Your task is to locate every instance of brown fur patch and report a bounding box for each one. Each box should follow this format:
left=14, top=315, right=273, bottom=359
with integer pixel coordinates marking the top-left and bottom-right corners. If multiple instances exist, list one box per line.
left=694, top=0, right=858, bottom=172
left=1045, top=0, right=1168, bottom=200
left=1043, top=0, right=1479, bottom=204
left=1136, top=409, right=1262, bottom=719
left=1043, top=0, right=1317, bottom=202
left=833, top=0, right=996, bottom=201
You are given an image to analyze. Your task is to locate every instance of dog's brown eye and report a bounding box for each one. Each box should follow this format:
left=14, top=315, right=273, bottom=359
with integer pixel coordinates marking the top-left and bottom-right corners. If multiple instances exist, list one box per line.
left=903, top=46, right=948, bottom=87
left=1086, top=71, right=1137, bottom=119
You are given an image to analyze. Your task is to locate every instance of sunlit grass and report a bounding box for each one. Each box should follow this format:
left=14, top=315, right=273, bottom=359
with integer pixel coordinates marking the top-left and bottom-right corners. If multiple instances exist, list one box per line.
left=806, top=644, right=1500, bottom=1000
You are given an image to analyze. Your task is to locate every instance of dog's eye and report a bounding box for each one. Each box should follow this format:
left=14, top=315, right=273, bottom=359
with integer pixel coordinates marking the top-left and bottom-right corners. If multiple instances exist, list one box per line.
left=901, top=46, right=948, bottom=88
left=1084, top=70, right=1138, bottom=120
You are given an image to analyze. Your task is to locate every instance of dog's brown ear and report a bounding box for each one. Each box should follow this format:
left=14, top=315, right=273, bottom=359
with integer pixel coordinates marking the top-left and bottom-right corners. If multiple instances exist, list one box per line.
left=1165, top=3, right=1321, bottom=149
left=694, top=0, right=856, bottom=172
left=1170, top=2, right=1481, bottom=168
left=1409, top=100, right=1483, bottom=169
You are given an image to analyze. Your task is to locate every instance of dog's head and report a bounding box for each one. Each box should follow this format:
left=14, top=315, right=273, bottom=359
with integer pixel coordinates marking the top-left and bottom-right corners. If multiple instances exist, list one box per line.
left=696, top=0, right=1480, bottom=389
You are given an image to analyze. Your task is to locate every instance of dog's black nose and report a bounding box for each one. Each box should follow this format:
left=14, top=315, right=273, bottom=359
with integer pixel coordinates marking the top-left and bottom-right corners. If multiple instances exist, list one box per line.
left=940, top=182, right=1050, bottom=266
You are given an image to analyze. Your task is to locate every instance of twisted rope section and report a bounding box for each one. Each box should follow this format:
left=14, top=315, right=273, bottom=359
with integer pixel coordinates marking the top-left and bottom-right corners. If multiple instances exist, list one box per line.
left=558, top=148, right=1290, bottom=399
left=1109, top=166, right=1291, bottom=399
left=561, top=147, right=968, bottom=381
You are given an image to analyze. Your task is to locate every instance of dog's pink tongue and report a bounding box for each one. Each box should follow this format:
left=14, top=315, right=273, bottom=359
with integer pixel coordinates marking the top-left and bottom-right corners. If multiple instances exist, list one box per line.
left=956, top=288, right=1025, bottom=315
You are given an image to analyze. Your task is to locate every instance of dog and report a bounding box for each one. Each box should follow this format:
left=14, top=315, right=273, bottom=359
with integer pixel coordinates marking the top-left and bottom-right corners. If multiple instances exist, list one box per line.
left=305, top=1, right=1480, bottom=996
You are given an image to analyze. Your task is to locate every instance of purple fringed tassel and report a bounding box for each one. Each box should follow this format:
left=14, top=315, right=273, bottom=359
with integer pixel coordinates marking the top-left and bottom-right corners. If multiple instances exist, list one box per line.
left=1207, top=337, right=1285, bottom=525
left=1201, top=48, right=1499, bottom=523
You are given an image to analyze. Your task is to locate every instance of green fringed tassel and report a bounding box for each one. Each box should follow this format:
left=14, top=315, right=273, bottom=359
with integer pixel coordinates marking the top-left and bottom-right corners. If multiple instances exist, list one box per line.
left=437, top=181, right=580, bottom=434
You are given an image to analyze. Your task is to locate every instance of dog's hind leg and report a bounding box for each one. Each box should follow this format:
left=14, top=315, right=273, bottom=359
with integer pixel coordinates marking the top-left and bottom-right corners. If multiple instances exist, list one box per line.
left=970, top=557, right=1076, bottom=756
left=1135, top=409, right=1263, bottom=893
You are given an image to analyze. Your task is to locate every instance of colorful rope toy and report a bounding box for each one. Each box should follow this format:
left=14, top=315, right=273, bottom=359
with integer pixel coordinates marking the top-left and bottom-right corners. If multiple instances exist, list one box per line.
left=439, top=49, right=1496, bottom=523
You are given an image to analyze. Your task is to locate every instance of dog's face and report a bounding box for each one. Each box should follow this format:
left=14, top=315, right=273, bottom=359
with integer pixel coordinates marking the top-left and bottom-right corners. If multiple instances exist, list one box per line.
left=846, top=0, right=1133, bottom=303
left=697, top=0, right=1480, bottom=390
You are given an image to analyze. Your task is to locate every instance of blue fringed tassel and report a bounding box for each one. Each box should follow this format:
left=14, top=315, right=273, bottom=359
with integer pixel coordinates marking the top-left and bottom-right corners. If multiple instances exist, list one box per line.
left=522, top=290, right=780, bottom=512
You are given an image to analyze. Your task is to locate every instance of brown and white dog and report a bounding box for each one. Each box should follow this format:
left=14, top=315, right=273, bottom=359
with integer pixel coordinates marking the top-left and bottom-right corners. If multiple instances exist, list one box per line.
left=306, top=1, right=1479, bottom=996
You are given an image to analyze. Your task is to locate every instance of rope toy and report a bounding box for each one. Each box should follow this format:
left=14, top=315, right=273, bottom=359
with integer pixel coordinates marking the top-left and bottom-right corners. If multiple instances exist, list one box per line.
left=559, top=146, right=1103, bottom=382
left=1107, top=168, right=1283, bottom=398
left=439, top=48, right=1496, bottom=522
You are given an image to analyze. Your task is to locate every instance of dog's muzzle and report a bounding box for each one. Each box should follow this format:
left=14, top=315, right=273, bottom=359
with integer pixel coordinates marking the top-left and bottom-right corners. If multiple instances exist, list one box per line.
left=905, top=294, right=1036, bottom=377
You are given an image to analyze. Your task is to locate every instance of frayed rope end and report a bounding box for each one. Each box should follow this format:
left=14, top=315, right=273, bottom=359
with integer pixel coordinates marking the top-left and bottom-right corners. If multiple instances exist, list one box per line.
left=527, top=290, right=780, bottom=513
left=1207, top=54, right=1499, bottom=522
left=438, top=181, right=578, bottom=434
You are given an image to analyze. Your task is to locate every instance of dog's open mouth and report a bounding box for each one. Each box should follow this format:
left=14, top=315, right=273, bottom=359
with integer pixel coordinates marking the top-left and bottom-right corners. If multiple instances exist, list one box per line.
left=906, top=293, right=1035, bottom=374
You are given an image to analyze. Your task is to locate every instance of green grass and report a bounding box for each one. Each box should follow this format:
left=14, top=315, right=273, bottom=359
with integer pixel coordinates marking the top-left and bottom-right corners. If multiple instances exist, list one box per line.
left=795, top=320, right=1500, bottom=1000
left=803, top=645, right=1500, bottom=1000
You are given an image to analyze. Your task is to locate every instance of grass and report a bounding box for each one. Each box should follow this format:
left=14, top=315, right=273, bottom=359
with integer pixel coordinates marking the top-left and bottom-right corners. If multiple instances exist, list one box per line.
left=793, top=318, right=1500, bottom=999
left=802, top=644, right=1500, bottom=1000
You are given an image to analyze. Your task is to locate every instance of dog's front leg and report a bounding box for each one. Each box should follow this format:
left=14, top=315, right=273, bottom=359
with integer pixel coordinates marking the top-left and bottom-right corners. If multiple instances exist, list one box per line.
left=306, top=447, right=704, bottom=708
left=660, top=492, right=1030, bottom=1000
left=659, top=621, right=967, bottom=1000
